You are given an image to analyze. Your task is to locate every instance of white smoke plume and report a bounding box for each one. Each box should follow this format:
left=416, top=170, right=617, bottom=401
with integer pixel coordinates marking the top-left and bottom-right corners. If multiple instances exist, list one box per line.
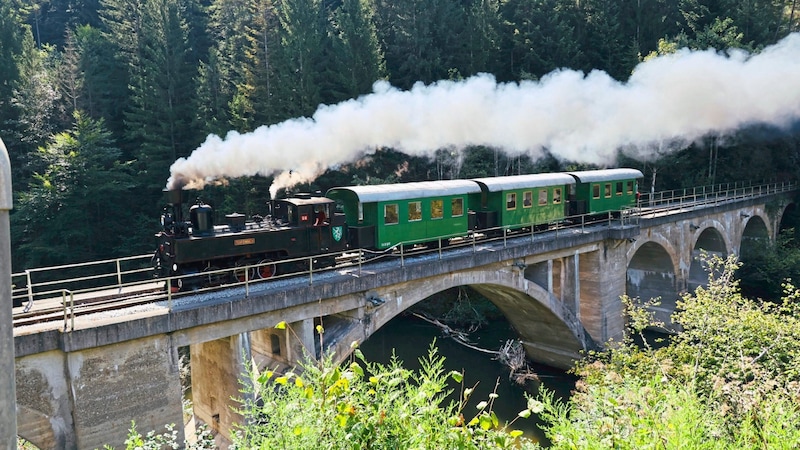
left=168, top=33, right=800, bottom=196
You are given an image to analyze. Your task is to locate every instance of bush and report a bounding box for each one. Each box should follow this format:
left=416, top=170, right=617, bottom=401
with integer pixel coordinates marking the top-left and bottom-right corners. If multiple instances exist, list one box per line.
left=535, top=254, right=800, bottom=449
left=232, top=343, right=542, bottom=450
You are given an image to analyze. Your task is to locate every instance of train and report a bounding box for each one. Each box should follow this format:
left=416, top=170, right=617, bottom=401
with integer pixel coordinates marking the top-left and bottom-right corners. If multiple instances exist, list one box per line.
left=152, top=168, right=643, bottom=288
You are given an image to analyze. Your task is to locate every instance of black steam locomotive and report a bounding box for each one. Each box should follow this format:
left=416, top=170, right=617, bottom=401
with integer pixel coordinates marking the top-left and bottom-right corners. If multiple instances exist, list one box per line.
left=152, top=189, right=349, bottom=289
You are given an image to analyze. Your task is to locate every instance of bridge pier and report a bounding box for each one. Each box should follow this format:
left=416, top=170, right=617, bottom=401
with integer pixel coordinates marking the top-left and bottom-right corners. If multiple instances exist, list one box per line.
left=190, top=334, right=249, bottom=447
left=16, top=334, right=184, bottom=449
left=577, top=241, right=629, bottom=344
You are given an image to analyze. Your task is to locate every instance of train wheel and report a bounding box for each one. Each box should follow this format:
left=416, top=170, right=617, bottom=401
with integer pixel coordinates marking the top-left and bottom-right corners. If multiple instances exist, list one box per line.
left=233, top=261, right=252, bottom=282
left=257, top=259, right=277, bottom=279
left=203, top=266, right=224, bottom=286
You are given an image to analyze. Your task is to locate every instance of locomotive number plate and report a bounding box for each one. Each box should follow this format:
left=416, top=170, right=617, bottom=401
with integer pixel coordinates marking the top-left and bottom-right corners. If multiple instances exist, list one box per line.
left=234, top=238, right=256, bottom=246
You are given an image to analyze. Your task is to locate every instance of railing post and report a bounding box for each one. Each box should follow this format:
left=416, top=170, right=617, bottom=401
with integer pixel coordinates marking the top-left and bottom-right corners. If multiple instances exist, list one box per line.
left=62, top=290, right=75, bottom=332
left=25, top=269, right=33, bottom=306
left=245, top=264, right=251, bottom=296
left=358, top=249, right=363, bottom=276
left=400, top=244, right=405, bottom=267
left=167, top=278, right=173, bottom=309
left=308, top=257, right=313, bottom=285
left=116, top=259, right=123, bottom=293
left=438, top=239, right=443, bottom=260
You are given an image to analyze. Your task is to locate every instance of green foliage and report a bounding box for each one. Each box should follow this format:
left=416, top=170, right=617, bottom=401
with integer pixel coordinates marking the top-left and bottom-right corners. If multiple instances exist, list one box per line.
left=738, top=228, right=800, bottom=300
left=233, top=343, right=542, bottom=449
left=10, top=111, right=141, bottom=268
left=533, top=254, right=800, bottom=448
left=103, top=421, right=215, bottom=449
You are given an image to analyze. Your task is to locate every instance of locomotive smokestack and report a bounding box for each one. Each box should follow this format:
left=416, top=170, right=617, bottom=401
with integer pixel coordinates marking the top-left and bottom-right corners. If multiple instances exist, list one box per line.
left=164, top=188, right=185, bottom=205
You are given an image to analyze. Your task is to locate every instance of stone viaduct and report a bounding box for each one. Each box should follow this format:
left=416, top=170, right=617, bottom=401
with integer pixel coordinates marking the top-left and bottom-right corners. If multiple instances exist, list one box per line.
left=11, top=187, right=796, bottom=449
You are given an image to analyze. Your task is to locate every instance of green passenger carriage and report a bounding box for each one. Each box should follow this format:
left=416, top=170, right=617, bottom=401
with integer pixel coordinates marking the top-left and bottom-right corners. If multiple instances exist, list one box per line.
left=566, top=169, right=643, bottom=215
left=326, top=181, right=481, bottom=250
left=470, top=173, right=576, bottom=230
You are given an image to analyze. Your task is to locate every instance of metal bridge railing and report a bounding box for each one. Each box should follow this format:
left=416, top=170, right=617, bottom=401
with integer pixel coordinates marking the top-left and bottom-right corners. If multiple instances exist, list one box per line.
left=12, top=179, right=796, bottom=328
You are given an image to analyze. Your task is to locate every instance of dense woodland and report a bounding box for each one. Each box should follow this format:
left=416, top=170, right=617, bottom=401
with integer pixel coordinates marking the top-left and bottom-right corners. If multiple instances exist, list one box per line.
left=1, top=0, right=800, bottom=271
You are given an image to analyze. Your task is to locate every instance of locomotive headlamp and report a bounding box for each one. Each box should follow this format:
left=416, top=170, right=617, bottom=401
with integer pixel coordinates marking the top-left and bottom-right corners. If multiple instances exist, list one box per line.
left=172, top=264, right=178, bottom=272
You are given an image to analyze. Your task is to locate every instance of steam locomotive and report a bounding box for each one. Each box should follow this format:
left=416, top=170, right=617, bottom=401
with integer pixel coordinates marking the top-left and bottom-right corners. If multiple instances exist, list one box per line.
left=152, top=168, right=642, bottom=288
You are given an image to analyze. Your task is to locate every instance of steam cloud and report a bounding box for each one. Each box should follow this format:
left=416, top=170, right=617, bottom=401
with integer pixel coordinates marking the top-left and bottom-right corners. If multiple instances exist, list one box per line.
left=168, top=33, right=800, bottom=196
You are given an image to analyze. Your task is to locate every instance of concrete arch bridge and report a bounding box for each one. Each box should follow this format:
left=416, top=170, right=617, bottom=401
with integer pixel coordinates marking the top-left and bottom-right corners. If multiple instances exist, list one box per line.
left=12, top=182, right=797, bottom=448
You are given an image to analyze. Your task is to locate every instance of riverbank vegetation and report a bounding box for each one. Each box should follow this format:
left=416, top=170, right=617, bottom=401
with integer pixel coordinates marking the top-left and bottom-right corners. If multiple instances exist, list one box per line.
left=539, top=254, right=800, bottom=447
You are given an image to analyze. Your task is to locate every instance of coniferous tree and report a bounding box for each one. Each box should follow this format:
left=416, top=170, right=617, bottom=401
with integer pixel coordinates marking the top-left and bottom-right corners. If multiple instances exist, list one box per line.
left=0, top=0, right=28, bottom=180
left=74, top=24, right=127, bottom=134
left=8, top=32, right=66, bottom=188
left=201, top=0, right=268, bottom=132
left=500, top=0, right=581, bottom=80
left=617, top=0, right=683, bottom=57
left=102, top=0, right=196, bottom=191
left=11, top=111, right=137, bottom=268
left=374, top=0, right=440, bottom=89
left=573, top=0, right=638, bottom=79
left=274, top=0, right=328, bottom=117
left=329, top=0, right=386, bottom=99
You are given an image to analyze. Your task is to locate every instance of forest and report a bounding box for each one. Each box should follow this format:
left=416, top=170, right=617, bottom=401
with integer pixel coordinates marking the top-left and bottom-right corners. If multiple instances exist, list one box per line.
left=1, top=0, right=799, bottom=272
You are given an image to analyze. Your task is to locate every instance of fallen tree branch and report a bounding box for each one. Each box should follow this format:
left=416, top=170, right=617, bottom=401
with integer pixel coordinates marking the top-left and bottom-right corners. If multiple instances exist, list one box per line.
left=411, top=312, right=539, bottom=383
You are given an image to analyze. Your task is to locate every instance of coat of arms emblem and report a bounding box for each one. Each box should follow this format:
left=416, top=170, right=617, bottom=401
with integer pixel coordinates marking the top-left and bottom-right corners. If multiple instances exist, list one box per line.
left=332, top=226, right=343, bottom=242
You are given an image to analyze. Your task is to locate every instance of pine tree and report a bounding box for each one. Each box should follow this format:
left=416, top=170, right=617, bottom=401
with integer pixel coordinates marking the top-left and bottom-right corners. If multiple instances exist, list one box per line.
left=329, top=0, right=386, bottom=99
left=274, top=0, right=327, bottom=117
left=11, top=111, right=137, bottom=268
left=500, top=0, right=581, bottom=80
left=102, top=0, right=196, bottom=191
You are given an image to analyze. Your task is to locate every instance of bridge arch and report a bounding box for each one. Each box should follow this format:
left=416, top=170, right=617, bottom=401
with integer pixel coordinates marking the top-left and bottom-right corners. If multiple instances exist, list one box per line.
left=688, top=223, right=728, bottom=291
left=777, top=202, right=799, bottom=237
left=16, top=405, right=67, bottom=450
left=626, top=239, right=679, bottom=327
left=739, top=215, right=771, bottom=262
left=358, top=267, right=596, bottom=369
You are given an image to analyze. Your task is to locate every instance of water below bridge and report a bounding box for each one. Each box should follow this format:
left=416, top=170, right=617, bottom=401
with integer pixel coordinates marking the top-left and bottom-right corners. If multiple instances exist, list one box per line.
left=359, top=308, right=576, bottom=444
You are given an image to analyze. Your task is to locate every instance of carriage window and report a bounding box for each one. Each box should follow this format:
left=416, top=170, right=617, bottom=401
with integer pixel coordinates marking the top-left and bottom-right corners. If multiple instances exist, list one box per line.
left=626, top=181, right=634, bottom=194
left=451, top=198, right=464, bottom=217
left=431, top=199, right=443, bottom=219
left=506, top=193, right=517, bottom=210
left=538, top=189, right=548, bottom=206
left=604, top=183, right=612, bottom=198
left=408, top=201, right=422, bottom=222
left=592, top=184, right=601, bottom=199
left=384, top=204, right=398, bottom=225
left=553, top=188, right=562, bottom=204
left=358, top=202, right=363, bottom=222
left=522, top=191, right=532, bottom=208
left=616, top=182, right=623, bottom=196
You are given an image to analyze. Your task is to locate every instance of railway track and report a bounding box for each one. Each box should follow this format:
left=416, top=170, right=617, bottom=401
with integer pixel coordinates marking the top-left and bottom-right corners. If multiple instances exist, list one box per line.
left=12, top=285, right=165, bottom=329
